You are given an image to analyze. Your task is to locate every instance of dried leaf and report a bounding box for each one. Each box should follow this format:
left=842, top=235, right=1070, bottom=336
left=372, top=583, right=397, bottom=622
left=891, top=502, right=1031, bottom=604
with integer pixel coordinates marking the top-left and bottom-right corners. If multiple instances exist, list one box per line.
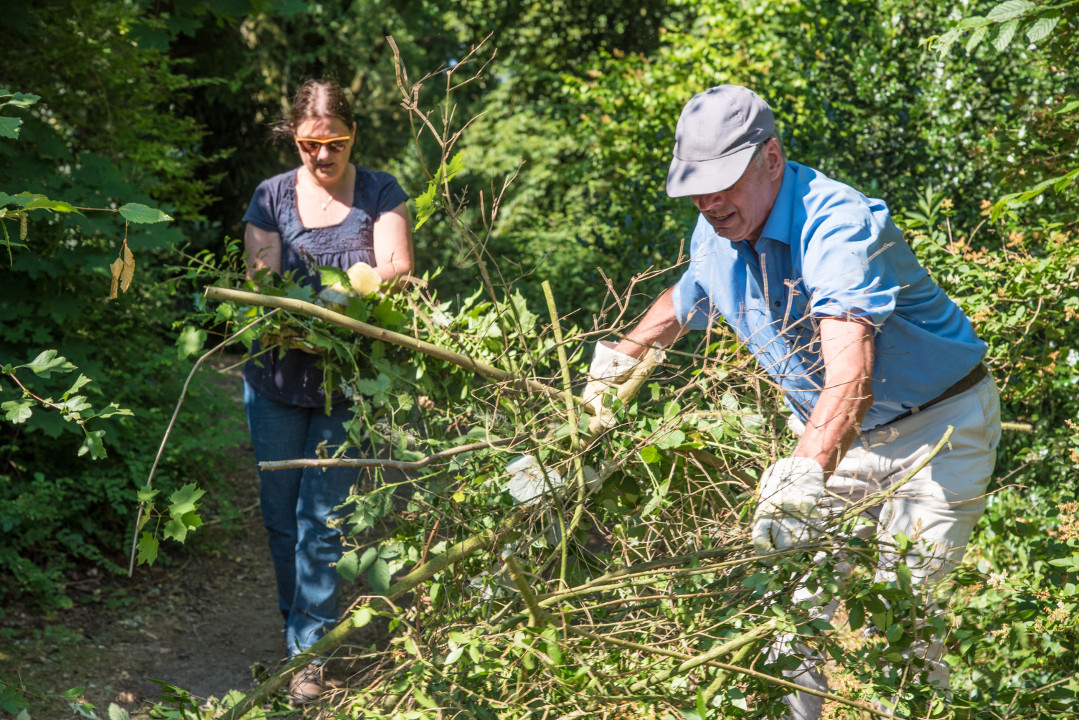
left=120, top=243, right=135, bottom=293
left=109, top=256, right=123, bottom=299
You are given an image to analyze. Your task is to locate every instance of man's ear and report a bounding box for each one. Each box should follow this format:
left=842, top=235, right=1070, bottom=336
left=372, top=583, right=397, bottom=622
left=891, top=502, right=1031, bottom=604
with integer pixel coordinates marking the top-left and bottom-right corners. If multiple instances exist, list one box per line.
left=765, top=138, right=785, bottom=180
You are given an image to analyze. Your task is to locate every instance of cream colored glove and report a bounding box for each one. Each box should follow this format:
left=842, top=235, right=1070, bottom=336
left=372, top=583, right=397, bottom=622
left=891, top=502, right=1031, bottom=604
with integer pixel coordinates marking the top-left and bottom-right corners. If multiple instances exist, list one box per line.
left=582, top=341, right=641, bottom=428
left=582, top=341, right=670, bottom=430
left=751, top=457, right=826, bottom=557
left=318, top=261, right=382, bottom=307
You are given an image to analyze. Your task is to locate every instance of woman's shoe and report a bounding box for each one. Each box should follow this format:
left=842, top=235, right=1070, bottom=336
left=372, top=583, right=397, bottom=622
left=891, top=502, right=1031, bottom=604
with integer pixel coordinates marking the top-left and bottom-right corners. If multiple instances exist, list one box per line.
left=287, top=663, right=323, bottom=706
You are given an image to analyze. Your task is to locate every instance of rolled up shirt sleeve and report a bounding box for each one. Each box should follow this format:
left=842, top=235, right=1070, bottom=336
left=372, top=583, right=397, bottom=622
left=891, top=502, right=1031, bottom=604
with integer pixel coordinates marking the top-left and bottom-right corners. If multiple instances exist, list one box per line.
left=800, top=219, right=904, bottom=330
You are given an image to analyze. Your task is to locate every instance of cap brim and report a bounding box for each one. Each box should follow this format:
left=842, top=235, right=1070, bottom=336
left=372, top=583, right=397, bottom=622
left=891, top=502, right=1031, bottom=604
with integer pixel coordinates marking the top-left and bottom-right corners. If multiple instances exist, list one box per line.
left=666, top=145, right=756, bottom=198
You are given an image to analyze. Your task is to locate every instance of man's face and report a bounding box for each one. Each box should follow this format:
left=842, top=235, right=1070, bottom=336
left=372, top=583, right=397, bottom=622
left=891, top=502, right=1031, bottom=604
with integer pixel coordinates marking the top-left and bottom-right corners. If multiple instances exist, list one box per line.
left=692, top=140, right=782, bottom=244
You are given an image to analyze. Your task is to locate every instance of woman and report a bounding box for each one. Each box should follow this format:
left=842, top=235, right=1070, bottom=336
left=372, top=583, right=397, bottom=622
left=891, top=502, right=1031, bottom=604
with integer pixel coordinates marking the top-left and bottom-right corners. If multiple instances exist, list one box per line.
left=241, top=79, right=412, bottom=704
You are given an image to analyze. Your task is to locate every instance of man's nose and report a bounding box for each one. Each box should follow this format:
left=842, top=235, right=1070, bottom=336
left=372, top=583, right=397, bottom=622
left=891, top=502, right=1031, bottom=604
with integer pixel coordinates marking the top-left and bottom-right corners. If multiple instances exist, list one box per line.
left=694, top=191, right=726, bottom=211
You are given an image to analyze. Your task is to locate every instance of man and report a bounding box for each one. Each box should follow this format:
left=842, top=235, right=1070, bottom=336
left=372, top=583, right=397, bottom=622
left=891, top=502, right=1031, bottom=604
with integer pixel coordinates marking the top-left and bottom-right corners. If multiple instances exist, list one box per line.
left=585, top=85, right=1001, bottom=718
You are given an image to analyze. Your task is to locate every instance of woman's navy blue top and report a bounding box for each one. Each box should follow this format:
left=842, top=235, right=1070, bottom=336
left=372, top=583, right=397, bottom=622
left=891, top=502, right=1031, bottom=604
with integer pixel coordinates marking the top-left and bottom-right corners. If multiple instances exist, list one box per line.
left=241, top=165, right=408, bottom=407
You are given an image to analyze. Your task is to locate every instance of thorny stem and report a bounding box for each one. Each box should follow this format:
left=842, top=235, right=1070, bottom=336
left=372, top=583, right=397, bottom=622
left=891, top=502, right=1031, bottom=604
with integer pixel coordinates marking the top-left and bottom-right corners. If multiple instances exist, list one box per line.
left=2, top=371, right=88, bottom=428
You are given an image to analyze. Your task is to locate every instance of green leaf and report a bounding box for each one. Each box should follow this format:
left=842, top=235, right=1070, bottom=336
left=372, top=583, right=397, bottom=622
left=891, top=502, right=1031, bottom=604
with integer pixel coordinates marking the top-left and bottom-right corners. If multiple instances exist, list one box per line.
left=639, top=445, right=661, bottom=464
left=94, top=402, right=134, bottom=420
left=404, top=635, right=420, bottom=657
left=848, top=603, right=866, bottom=631
left=986, top=0, right=1035, bottom=21
left=118, top=202, right=172, bottom=224
left=108, top=702, right=131, bottom=720
left=0, top=117, right=22, bottom=140
left=319, top=265, right=349, bottom=288
left=176, top=325, right=207, bottom=360
left=62, top=395, right=92, bottom=417
left=993, top=18, right=1019, bottom=51
left=2, top=400, right=33, bottom=424
left=163, top=516, right=189, bottom=542
left=65, top=373, right=92, bottom=397
left=78, top=429, right=108, bottom=460
left=137, top=487, right=160, bottom=502
left=0, top=684, right=29, bottom=714
left=19, top=194, right=79, bottom=214
left=413, top=151, right=466, bottom=230
left=966, top=25, right=989, bottom=53
left=412, top=685, right=436, bottom=709
left=2, top=92, right=41, bottom=109
left=955, top=16, right=994, bottom=30
left=1026, top=12, right=1061, bottom=43
left=369, top=557, right=391, bottom=593
left=169, top=483, right=205, bottom=517
left=337, top=550, right=360, bottom=581
left=137, top=532, right=159, bottom=565
left=352, top=606, right=373, bottom=628
left=23, top=349, right=76, bottom=378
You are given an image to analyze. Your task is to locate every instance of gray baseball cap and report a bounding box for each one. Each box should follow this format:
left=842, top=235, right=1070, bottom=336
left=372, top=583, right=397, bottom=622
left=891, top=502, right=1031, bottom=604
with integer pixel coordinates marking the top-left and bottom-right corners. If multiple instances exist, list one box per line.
left=666, top=85, right=775, bottom=198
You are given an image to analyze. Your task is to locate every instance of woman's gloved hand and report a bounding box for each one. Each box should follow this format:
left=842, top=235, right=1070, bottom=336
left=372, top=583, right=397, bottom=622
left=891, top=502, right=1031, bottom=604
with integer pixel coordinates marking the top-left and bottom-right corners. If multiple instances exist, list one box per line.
left=318, top=261, right=382, bottom=307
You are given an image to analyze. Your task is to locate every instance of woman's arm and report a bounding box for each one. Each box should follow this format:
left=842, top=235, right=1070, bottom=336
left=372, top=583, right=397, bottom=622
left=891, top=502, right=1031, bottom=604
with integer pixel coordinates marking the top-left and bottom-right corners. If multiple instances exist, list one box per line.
left=372, top=202, right=413, bottom=285
left=244, top=223, right=282, bottom=280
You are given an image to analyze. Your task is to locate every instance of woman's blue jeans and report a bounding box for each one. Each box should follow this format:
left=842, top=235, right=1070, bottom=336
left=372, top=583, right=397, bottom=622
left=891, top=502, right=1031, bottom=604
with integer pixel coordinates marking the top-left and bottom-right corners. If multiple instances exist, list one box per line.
left=243, top=381, right=359, bottom=658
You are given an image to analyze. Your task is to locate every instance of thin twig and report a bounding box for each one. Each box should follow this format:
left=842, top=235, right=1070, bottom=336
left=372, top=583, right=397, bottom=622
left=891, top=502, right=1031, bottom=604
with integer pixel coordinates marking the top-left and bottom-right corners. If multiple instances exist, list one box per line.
left=127, top=311, right=278, bottom=576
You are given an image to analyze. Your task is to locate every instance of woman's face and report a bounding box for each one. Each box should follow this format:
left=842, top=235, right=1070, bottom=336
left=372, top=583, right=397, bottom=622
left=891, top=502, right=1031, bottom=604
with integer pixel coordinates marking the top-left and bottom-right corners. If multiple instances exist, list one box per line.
left=293, top=116, right=355, bottom=185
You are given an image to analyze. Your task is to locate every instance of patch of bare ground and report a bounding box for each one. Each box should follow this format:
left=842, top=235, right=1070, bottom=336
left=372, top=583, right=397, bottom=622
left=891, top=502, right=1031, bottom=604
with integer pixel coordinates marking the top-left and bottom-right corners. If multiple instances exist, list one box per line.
left=0, top=355, right=387, bottom=718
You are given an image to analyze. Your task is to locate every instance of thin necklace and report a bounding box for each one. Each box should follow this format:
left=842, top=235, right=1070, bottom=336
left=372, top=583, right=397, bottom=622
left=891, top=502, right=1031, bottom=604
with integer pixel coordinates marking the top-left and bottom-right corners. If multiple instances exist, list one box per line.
left=303, top=169, right=336, bottom=211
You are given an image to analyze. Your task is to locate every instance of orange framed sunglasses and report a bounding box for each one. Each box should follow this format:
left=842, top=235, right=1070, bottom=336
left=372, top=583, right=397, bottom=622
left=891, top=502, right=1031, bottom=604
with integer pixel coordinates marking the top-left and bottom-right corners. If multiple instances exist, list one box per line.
left=295, top=135, right=352, bottom=154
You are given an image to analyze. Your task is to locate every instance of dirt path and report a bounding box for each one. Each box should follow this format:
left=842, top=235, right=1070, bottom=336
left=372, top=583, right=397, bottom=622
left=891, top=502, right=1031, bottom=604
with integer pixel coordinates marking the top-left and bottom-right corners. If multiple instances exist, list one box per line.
left=0, top=358, right=377, bottom=718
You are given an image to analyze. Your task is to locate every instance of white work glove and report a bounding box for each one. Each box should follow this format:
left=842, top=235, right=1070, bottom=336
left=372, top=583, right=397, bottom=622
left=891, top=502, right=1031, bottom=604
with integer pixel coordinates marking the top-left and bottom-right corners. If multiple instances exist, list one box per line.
left=503, top=456, right=601, bottom=505
left=318, top=261, right=382, bottom=307
left=751, top=457, right=826, bottom=557
left=582, top=341, right=643, bottom=429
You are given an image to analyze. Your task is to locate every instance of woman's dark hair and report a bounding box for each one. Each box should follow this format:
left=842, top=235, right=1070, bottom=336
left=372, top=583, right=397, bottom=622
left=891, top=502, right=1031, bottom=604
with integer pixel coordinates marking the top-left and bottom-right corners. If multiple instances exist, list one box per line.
left=272, top=80, right=353, bottom=139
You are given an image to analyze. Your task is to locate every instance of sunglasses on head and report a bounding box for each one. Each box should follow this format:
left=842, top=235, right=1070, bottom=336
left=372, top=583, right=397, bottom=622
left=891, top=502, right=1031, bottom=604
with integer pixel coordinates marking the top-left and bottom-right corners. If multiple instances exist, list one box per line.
left=295, top=136, right=352, bottom=154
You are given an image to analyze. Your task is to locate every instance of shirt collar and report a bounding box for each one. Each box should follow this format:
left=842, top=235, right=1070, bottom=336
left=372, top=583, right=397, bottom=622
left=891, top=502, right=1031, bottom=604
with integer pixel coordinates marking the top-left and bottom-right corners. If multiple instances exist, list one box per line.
left=757, top=161, right=797, bottom=245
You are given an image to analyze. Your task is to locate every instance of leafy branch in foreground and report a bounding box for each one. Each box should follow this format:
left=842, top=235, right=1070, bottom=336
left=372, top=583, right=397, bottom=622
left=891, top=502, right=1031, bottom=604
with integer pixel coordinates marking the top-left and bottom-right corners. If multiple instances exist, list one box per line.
left=0, top=350, right=132, bottom=460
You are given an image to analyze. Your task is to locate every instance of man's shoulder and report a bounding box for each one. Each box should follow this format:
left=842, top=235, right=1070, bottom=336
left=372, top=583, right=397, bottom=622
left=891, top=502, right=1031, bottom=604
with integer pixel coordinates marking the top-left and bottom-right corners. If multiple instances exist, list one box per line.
left=787, top=162, right=888, bottom=231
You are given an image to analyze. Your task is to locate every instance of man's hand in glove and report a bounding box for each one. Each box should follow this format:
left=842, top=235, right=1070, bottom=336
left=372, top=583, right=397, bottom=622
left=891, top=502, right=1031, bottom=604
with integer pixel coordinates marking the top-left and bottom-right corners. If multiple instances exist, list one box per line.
left=751, top=456, right=826, bottom=557
left=582, top=341, right=640, bottom=428
left=582, top=341, right=667, bottom=430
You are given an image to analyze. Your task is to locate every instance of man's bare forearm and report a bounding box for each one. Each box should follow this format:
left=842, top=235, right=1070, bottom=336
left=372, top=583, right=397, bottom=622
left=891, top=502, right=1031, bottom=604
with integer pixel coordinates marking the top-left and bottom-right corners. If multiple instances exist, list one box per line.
left=793, top=317, right=875, bottom=474
left=613, top=287, right=687, bottom=358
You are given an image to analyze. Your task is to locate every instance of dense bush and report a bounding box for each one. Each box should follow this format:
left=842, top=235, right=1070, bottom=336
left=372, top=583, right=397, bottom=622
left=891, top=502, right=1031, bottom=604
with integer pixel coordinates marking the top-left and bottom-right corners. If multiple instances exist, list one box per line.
left=0, top=0, right=245, bottom=608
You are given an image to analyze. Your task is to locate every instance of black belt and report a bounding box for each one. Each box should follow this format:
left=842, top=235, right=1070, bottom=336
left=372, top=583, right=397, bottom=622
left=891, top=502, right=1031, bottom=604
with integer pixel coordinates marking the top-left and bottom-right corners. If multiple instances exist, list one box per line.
left=885, top=363, right=989, bottom=426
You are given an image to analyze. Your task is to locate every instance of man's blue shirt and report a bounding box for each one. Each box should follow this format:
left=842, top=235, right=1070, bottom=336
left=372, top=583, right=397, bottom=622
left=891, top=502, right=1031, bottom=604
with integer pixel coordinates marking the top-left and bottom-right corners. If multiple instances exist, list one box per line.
left=672, top=161, right=986, bottom=429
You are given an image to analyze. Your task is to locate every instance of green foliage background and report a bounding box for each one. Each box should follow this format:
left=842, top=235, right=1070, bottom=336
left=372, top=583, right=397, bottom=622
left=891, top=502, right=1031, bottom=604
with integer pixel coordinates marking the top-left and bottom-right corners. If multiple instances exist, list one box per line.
left=1, top=0, right=1078, bottom=716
